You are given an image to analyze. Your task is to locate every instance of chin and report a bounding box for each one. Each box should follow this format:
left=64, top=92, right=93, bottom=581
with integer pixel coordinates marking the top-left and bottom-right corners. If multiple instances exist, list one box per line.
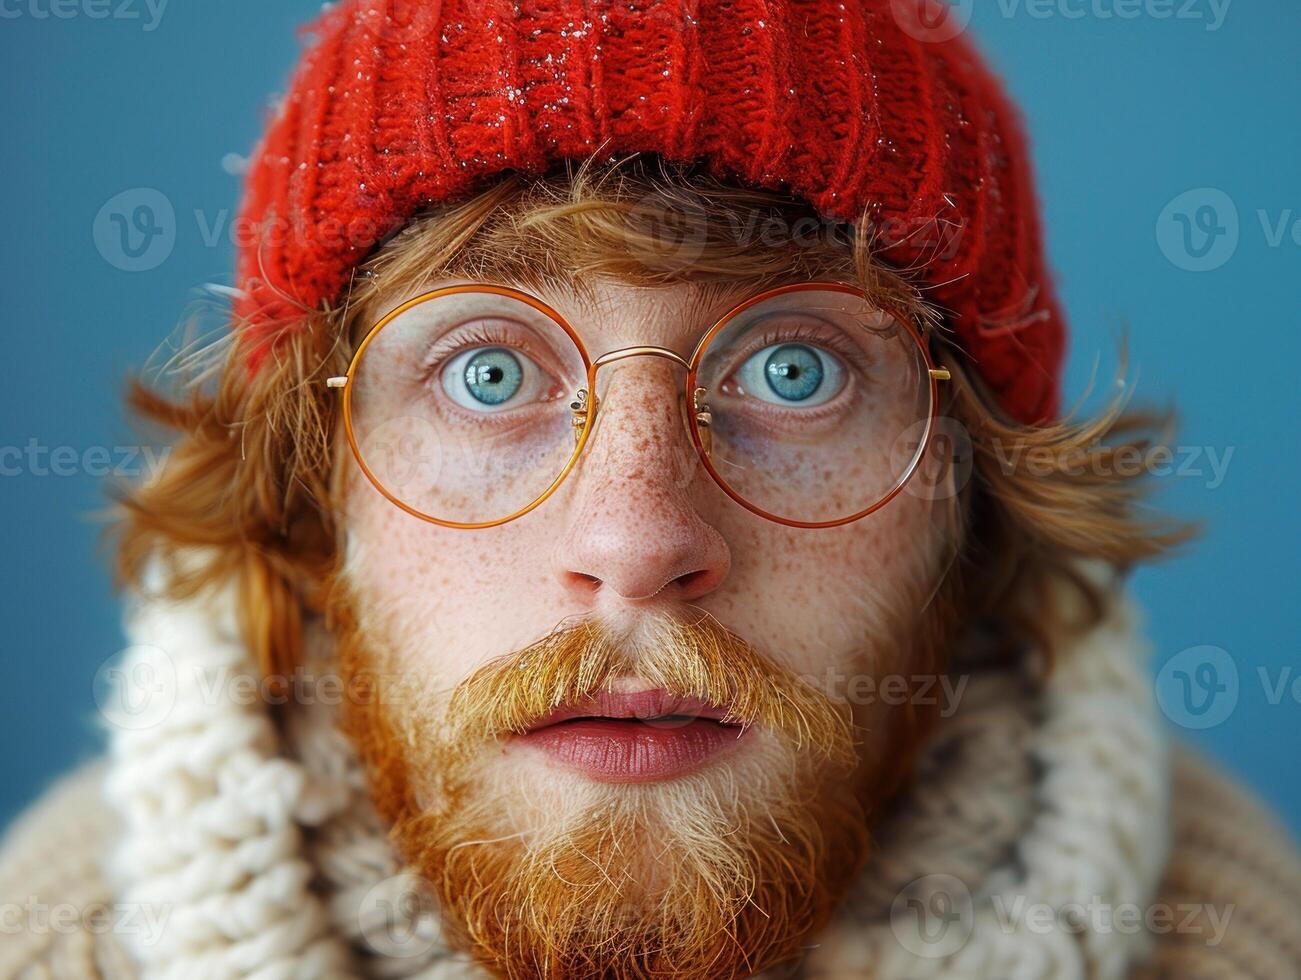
left=382, top=727, right=869, bottom=980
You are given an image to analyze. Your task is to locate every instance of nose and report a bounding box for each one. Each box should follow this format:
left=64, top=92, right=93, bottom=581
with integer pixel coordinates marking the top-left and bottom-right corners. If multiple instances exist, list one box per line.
left=555, top=358, right=731, bottom=606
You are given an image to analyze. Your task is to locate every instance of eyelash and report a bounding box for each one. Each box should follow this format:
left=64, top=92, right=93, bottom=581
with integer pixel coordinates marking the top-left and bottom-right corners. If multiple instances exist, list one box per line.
left=725, top=320, right=877, bottom=379
left=420, top=321, right=565, bottom=390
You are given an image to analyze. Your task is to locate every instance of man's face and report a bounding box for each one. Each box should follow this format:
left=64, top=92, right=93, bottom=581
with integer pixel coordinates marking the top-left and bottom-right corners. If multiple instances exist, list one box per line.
left=336, top=275, right=954, bottom=977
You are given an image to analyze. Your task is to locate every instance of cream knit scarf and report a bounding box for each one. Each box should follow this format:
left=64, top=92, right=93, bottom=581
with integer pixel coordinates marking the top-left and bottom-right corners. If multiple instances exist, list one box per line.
left=103, top=570, right=1169, bottom=980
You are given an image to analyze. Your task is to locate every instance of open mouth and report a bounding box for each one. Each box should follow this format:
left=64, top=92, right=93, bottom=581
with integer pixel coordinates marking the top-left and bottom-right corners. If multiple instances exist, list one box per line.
left=514, top=689, right=748, bottom=783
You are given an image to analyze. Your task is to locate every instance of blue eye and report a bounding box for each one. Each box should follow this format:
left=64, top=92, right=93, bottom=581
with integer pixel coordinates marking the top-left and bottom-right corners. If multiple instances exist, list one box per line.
left=736, top=343, right=843, bottom=406
left=462, top=348, right=521, bottom=405
left=441, top=346, right=541, bottom=412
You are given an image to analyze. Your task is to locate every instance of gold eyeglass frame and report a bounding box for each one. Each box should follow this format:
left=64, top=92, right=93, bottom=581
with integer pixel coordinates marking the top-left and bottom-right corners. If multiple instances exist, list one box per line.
left=327, top=280, right=951, bottom=530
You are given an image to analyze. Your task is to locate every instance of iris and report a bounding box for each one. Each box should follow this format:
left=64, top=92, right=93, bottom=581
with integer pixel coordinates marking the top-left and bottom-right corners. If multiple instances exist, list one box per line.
left=461, top=348, right=523, bottom=406
left=762, top=344, right=824, bottom=402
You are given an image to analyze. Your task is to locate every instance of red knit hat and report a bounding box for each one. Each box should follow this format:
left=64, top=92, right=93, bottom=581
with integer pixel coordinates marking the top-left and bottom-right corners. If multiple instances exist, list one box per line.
left=236, top=0, right=1065, bottom=423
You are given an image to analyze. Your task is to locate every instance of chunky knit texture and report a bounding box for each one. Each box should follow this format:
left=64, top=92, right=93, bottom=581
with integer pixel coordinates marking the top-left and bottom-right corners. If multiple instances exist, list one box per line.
left=236, top=0, right=1066, bottom=423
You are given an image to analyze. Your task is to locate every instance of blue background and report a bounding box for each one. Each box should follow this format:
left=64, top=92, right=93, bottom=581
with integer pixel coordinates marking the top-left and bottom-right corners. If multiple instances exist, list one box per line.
left=1, top=1, right=1297, bottom=833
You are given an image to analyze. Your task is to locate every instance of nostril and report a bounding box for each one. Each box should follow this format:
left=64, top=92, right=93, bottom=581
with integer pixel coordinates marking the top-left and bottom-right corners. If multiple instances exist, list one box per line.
left=562, top=571, right=602, bottom=597
left=671, top=567, right=717, bottom=597
left=559, top=564, right=724, bottom=603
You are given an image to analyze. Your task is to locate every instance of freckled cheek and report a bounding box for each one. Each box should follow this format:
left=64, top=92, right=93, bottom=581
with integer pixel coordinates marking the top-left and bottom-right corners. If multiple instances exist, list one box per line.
left=343, top=473, right=565, bottom=678
left=346, top=483, right=451, bottom=599
left=707, top=491, right=942, bottom=677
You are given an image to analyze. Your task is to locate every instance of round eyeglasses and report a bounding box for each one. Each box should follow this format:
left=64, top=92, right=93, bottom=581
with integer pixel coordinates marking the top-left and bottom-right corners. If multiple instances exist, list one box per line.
left=327, top=281, right=950, bottom=529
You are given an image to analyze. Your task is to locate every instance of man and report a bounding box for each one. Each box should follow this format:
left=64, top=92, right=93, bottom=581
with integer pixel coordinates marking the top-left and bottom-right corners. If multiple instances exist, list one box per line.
left=2, top=1, right=1298, bottom=977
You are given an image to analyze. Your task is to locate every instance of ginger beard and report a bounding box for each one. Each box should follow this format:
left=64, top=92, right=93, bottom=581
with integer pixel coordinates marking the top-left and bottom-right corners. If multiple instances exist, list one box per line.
left=334, top=583, right=946, bottom=980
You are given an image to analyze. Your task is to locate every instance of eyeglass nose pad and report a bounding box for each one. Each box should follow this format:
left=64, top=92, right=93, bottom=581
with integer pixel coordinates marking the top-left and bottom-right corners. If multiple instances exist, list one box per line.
left=570, top=387, right=598, bottom=446
left=691, top=386, right=713, bottom=456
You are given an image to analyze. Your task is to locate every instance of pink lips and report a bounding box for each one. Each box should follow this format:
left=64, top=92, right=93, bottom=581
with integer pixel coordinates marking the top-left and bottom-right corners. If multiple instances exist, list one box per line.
left=514, top=689, right=747, bottom=783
